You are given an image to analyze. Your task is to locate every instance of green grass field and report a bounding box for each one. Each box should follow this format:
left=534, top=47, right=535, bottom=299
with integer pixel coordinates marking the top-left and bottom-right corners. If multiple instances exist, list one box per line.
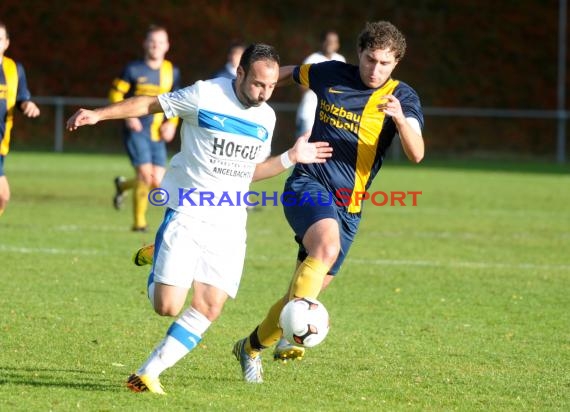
left=1, top=152, right=569, bottom=411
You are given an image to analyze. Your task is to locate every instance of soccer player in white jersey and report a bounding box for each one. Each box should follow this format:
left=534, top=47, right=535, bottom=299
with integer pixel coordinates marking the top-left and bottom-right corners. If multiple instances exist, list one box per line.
left=296, top=30, right=345, bottom=136
left=66, top=44, right=332, bottom=394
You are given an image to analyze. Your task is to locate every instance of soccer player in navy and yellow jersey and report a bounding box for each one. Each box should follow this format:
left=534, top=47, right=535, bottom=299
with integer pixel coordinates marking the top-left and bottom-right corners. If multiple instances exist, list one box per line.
left=109, top=25, right=180, bottom=232
left=234, top=21, right=425, bottom=381
left=0, top=21, right=40, bottom=217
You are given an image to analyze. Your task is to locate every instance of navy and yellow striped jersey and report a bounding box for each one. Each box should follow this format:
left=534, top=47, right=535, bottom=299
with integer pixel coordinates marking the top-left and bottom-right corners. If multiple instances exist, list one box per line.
left=293, top=60, right=424, bottom=213
left=109, top=59, right=181, bottom=141
left=0, top=57, right=32, bottom=156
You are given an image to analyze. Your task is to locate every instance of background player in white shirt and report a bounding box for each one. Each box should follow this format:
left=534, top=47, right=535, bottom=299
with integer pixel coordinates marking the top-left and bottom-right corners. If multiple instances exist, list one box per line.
left=296, top=30, right=346, bottom=135
left=212, top=40, right=246, bottom=79
left=66, top=44, right=332, bottom=394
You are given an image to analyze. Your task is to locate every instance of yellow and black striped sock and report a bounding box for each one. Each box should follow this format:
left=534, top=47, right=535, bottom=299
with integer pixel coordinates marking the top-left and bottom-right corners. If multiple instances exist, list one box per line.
left=246, top=297, right=287, bottom=357
left=245, top=256, right=329, bottom=357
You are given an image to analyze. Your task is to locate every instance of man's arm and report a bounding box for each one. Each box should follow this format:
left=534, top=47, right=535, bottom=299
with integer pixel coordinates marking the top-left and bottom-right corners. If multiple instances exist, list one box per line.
left=16, top=64, right=40, bottom=118
left=66, top=96, right=162, bottom=131
left=277, top=65, right=296, bottom=87
left=252, top=133, right=332, bottom=182
left=395, top=116, right=424, bottom=163
left=379, top=94, right=424, bottom=163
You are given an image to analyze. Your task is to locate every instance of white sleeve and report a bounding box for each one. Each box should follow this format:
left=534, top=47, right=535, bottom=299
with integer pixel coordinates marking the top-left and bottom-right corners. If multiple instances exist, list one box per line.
left=303, top=53, right=322, bottom=64
left=405, top=117, right=422, bottom=135
left=157, top=82, right=201, bottom=121
left=259, top=109, right=276, bottom=160
left=395, top=118, right=422, bottom=141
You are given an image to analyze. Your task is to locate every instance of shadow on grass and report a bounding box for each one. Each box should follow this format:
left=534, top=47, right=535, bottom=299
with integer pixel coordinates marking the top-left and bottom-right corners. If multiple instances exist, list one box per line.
left=0, top=366, right=122, bottom=392
left=0, top=366, right=240, bottom=392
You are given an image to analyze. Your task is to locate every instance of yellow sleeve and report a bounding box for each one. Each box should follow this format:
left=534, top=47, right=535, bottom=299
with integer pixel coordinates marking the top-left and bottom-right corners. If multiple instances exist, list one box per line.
left=297, top=64, right=311, bottom=88
left=167, top=116, right=179, bottom=126
left=108, top=78, right=131, bottom=103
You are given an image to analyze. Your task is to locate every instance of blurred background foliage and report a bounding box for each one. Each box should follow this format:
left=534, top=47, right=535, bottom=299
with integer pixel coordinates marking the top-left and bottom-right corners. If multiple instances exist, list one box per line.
left=3, top=0, right=568, bottom=159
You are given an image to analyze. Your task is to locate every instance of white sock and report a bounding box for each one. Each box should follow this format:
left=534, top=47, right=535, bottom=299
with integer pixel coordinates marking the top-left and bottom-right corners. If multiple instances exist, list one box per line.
left=137, top=307, right=212, bottom=378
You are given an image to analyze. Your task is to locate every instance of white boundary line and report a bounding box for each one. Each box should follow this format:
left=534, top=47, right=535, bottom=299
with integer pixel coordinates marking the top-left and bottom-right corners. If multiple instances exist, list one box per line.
left=0, top=245, right=106, bottom=256
left=251, top=255, right=570, bottom=271
left=1, top=245, right=568, bottom=271
left=348, top=258, right=570, bottom=271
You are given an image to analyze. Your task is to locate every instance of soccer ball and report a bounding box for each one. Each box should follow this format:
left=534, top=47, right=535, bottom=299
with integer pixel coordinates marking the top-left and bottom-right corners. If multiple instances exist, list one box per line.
left=279, top=297, right=330, bottom=348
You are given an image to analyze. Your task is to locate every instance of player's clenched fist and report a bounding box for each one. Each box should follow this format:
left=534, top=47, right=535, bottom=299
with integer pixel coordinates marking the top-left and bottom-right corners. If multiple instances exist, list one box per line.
left=66, top=109, right=101, bottom=131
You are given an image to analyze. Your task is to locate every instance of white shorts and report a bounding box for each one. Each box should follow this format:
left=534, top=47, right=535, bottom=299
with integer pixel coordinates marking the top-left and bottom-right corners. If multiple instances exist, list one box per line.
left=151, top=208, right=247, bottom=298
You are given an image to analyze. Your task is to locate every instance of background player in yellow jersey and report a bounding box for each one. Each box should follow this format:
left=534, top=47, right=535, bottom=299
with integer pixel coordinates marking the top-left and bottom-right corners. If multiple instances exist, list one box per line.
left=109, top=25, right=180, bottom=232
left=233, top=21, right=425, bottom=382
left=0, top=21, right=40, bottom=217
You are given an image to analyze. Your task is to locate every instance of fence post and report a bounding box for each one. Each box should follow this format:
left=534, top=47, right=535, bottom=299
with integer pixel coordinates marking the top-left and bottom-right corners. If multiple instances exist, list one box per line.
left=556, top=0, right=567, bottom=163
left=54, top=97, right=64, bottom=152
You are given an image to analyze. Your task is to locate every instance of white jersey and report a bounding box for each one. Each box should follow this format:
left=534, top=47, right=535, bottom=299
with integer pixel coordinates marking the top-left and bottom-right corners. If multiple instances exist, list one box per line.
left=296, top=52, right=346, bottom=133
left=303, top=51, right=346, bottom=66
left=158, top=77, right=275, bottom=229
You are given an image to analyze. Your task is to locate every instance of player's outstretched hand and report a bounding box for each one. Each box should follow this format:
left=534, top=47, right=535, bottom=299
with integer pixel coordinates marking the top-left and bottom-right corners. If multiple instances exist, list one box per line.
left=21, top=101, right=40, bottom=118
left=66, top=109, right=101, bottom=131
left=290, top=132, right=333, bottom=164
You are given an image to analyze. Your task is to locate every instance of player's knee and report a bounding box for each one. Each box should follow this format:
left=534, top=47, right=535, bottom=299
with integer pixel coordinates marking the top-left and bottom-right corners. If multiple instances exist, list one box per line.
left=0, top=193, right=9, bottom=209
left=150, top=177, right=161, bottom=189
left=207, top=306, right=223, bottom=321
left=199, top=303, right=224, bottom=322
left=136, top=170, right=153, bottom=186
left=139, top=175, right=153, bottom=187
left=153, top=301, right=183, bottom=317
left=191, top=299, right=224, bottom=322
left=316, top=242, right=341, bottom=266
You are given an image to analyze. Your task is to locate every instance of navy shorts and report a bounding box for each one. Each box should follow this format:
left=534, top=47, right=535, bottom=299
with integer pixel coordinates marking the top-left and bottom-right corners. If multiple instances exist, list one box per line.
left=282, top=172, right=361, bottom=275
left=0, top=156, right=5, bottom=177
left=124, top=130, right=167, bottom=167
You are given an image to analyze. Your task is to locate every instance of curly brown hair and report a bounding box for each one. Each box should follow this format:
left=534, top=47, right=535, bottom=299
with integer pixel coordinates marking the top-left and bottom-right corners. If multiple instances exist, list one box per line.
left=357, top=21, right=406, bottom=61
